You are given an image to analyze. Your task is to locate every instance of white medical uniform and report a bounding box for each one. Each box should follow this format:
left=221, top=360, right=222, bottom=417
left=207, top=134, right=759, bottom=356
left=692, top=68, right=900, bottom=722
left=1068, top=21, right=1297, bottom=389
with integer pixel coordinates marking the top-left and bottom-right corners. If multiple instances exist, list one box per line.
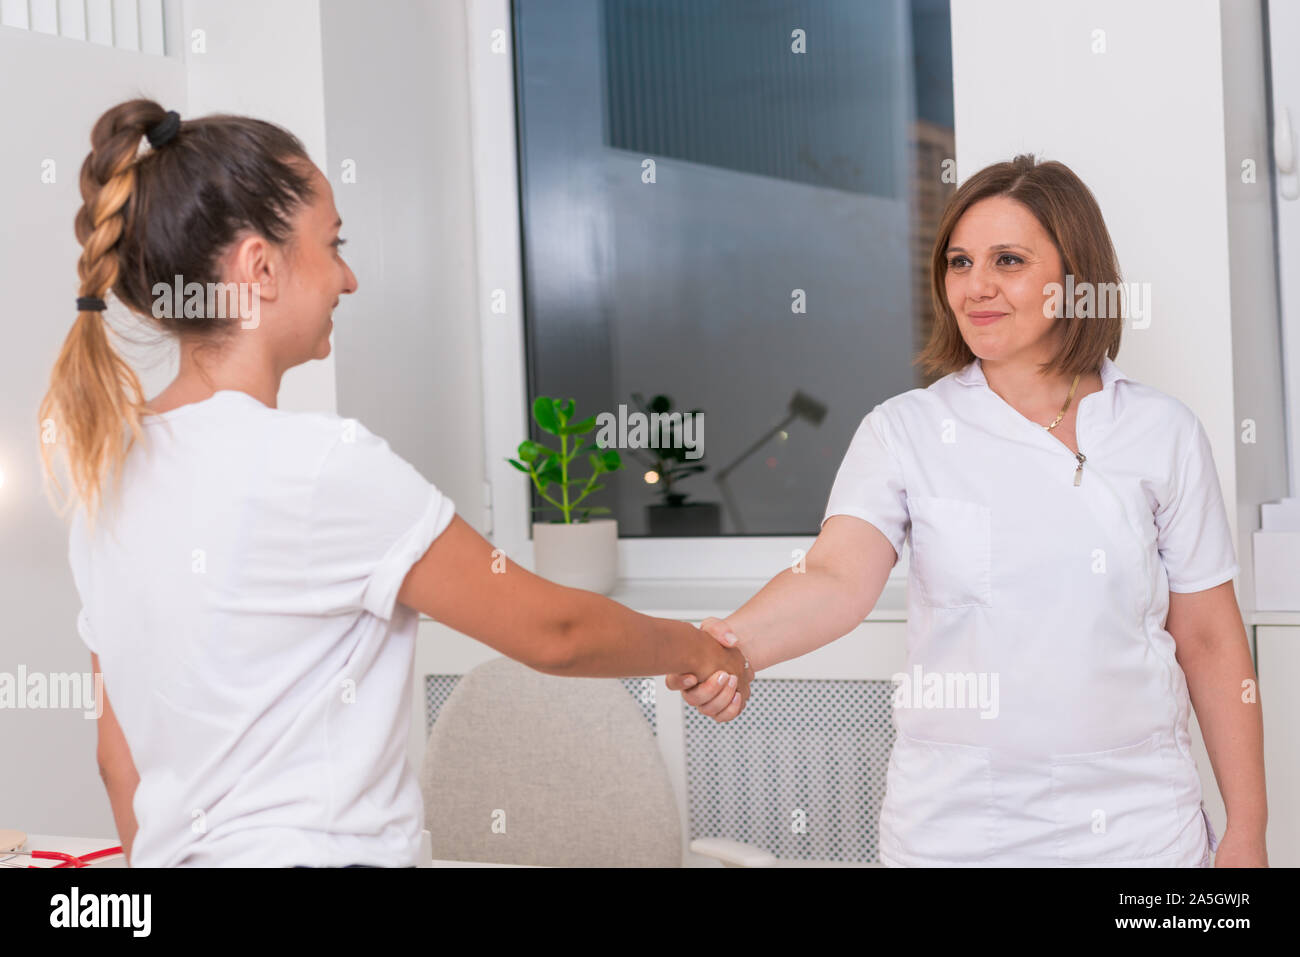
left=68, top=391, right=456, bottom=867
left=823, top=356, right=1236, bottom=867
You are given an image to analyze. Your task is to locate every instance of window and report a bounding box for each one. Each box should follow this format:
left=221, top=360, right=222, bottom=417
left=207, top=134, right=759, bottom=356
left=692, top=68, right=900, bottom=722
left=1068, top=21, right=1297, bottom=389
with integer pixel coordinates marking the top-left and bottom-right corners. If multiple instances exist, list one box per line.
left=510, top=0, right=953, bottom=542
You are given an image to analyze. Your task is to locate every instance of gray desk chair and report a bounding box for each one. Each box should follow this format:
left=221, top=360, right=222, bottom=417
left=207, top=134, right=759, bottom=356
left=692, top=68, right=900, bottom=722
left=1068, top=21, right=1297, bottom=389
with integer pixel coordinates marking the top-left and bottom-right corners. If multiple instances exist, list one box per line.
left=418, top=656, right=776, bottom=867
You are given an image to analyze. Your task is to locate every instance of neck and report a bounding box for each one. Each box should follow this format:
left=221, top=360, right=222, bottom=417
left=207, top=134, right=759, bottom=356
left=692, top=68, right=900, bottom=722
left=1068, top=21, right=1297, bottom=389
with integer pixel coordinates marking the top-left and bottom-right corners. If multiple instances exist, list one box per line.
left=158, top=342, right=284, bottom=410
left=979, top=353, right=1095, bottom=419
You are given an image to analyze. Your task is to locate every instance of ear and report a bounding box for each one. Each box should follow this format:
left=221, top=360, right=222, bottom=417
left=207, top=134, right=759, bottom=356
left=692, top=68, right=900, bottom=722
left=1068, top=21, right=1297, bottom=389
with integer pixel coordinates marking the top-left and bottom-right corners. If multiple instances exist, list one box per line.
left=227, top=233, right=282, bottom=304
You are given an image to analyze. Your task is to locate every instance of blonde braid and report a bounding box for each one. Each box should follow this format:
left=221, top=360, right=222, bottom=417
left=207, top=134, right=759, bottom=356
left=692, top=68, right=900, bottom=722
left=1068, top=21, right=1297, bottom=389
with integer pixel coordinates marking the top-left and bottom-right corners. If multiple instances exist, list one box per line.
left=38, top=115, right=154, bottom=537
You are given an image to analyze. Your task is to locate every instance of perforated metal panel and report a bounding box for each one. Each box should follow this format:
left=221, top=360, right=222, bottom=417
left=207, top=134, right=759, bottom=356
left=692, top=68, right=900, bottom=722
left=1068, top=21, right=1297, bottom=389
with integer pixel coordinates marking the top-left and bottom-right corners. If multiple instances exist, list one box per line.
left=621, top=677, right=659, bottom=731
left=422, top=674, right=463, bottom=735
left=683, top=678, right=896, bottom=863
left=423, top=674, right=658, bottom=735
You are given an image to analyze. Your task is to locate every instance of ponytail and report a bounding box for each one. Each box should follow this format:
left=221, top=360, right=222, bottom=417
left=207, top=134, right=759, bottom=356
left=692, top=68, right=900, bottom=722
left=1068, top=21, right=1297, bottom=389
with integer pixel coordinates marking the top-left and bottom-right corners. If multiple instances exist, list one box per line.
left=38, top=101, right=159, bottom=535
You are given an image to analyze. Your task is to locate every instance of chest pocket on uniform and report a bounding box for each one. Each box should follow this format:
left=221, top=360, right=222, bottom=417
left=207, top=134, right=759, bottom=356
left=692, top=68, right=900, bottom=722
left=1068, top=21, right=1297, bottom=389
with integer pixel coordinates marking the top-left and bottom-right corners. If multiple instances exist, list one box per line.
left=908, top=496, right=992, bottom=608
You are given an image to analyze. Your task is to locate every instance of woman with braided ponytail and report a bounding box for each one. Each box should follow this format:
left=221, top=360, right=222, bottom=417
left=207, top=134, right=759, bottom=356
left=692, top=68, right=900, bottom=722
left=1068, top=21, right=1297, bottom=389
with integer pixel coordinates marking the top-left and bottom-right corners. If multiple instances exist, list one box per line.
left=44, top=104, right=186, bottom=530
left=41, top=99, right=750, bottom=867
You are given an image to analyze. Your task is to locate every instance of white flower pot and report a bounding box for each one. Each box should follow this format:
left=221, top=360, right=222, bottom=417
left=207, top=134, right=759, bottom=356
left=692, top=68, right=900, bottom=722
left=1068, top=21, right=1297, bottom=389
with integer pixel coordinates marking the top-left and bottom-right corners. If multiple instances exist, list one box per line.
left=532, top=518, right=619, bottom=594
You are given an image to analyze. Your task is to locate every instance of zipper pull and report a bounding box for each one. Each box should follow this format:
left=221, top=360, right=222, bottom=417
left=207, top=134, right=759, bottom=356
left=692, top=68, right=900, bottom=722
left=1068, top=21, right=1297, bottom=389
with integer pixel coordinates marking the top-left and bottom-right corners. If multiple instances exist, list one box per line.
left=1073, top=450, right=1086, bottom=486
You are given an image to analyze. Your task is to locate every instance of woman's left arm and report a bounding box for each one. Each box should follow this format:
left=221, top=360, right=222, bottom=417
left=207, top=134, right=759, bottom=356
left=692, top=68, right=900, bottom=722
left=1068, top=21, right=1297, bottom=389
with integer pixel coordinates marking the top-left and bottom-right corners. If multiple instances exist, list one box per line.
left=91, top=653, right=139, bottom=865
left=1168, top=580, right=1268, bottom=866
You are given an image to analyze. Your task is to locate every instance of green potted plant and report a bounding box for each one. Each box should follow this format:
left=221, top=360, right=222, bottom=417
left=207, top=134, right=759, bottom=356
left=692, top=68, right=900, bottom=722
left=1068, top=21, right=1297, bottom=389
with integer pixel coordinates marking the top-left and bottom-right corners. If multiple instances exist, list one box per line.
left=508, top=396, right=623, bottom=593
left=627, top=392, right=720, bottom=537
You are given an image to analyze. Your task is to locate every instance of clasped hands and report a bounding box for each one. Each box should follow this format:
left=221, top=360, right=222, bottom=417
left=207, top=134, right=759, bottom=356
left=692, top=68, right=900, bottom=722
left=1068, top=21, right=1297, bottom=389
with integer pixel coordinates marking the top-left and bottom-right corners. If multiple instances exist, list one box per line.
left=665, top=617, right=751, bottom=723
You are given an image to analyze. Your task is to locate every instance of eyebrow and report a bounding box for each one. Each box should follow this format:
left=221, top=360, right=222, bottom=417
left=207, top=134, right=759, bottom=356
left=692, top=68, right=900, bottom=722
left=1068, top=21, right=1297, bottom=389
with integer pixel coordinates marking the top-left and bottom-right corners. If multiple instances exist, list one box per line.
left=945, top=243, right=1031, bottom=254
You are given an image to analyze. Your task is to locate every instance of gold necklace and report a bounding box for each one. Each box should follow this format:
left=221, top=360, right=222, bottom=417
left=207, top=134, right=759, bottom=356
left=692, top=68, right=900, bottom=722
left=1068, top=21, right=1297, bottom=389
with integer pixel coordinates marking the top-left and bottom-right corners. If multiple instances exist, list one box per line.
left=1044, top=373, right=1081, bottom=431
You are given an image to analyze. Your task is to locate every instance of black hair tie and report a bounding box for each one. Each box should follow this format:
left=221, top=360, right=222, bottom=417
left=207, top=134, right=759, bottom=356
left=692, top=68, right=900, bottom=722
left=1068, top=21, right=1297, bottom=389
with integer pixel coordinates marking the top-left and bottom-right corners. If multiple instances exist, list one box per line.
left=146, top=110, right=181, bottom=149
left=77, top=296, right=107, bottom=312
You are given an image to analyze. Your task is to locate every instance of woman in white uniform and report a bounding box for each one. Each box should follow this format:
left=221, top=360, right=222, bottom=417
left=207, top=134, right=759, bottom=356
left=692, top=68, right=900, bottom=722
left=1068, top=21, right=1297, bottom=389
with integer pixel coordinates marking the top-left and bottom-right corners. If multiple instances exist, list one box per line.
left=40, top=100, right=752, bottom=867
left=670, top=154, right=1268, bottom=867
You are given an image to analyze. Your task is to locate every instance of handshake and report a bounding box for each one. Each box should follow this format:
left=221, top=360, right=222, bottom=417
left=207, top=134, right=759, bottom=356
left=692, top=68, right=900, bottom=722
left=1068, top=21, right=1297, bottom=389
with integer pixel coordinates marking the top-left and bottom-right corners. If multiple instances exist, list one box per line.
left=665, top=617, right=752, bottom=723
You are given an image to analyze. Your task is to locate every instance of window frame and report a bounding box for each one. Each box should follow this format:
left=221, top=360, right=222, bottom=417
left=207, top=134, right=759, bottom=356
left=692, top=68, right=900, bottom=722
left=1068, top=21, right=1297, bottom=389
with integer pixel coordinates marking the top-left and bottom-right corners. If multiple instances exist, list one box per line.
left=465, top=0, right=910, bottom=582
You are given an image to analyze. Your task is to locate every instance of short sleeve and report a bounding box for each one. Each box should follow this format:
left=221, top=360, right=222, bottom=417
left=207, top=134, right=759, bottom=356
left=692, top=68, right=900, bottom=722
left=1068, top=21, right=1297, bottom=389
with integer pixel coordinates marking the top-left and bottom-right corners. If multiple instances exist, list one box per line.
left=1155, top=413, right=1238, bottom=593
left=77, top=607, right=98, bottom=655
left=822, top=405, right=910, bottom=559
left=309, top=420, right=456, bottom=620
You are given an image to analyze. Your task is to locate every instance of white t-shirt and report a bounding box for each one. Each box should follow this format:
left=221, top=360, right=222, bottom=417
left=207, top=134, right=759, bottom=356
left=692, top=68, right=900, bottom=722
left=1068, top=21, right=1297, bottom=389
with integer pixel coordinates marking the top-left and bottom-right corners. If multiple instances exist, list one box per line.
left=68, top=390, right=455, bottom=867
left=823, top=356, right=1237, bottom=866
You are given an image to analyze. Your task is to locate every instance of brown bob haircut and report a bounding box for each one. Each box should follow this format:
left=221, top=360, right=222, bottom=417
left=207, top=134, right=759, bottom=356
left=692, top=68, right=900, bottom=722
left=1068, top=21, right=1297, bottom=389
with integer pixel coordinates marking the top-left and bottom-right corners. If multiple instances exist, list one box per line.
left=915, top=153, right=1124, bottom=381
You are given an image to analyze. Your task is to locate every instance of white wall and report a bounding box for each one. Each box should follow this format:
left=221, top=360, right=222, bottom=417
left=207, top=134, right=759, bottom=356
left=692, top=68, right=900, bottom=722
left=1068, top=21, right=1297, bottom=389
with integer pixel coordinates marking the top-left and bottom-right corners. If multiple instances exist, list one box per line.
left=0, top=23, right=187, bottom=838
left=317, top=0, right=487, bottom=526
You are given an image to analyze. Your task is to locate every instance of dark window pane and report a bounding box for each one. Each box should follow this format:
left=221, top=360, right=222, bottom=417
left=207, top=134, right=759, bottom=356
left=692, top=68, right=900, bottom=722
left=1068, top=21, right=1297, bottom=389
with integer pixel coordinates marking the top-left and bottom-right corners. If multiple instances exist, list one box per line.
left=513, top=0, right=954, bottom=536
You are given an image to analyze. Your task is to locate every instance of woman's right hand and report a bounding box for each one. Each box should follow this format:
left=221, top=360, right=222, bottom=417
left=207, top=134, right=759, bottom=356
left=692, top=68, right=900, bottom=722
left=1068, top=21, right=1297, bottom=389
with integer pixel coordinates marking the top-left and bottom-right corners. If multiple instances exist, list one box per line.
left=666, top=617, right=750, bottom=723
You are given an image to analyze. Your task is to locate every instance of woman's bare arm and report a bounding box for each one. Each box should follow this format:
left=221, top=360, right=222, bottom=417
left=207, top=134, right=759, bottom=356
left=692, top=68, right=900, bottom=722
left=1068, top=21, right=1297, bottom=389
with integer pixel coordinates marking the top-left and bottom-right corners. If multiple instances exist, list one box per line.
left=396, top=515, right=753, bottom=696
left=92, top=653, right=139, bottom=864
left=667, top=514, right=898, bottom=721
left=1167, top=580, right=1267, bottom=865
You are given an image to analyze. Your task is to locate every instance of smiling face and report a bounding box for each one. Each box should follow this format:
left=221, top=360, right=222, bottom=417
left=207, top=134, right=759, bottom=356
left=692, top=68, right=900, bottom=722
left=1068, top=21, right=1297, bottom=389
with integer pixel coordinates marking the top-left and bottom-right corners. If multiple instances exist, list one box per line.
left=276, top=165, right=357, bottom=362
left=943, top=195, right=1065, bottom=365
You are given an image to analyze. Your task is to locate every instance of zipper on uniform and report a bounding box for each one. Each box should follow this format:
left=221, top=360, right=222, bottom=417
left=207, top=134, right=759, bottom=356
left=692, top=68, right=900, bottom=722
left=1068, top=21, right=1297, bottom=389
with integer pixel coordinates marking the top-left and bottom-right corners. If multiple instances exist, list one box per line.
left=1072, top=449, right=1086, bottom=486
